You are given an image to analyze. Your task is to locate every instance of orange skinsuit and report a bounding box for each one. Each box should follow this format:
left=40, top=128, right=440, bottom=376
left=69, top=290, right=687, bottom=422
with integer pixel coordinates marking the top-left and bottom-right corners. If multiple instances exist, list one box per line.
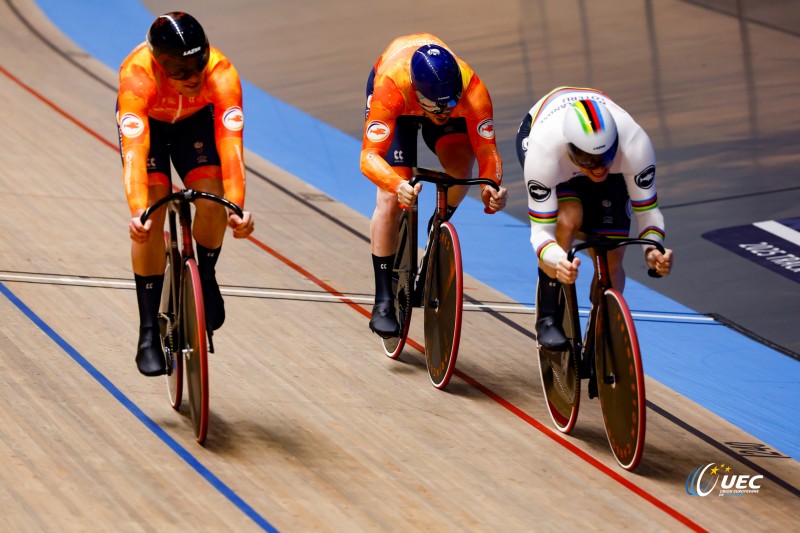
left=117, top=43, right=246, bottom=214
left=360, top=33, right=503, bottom=193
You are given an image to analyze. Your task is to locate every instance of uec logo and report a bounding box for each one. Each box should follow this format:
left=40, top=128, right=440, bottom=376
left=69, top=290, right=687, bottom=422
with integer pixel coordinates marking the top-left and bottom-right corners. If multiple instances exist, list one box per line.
left=685, top=463, right=763, bottom=497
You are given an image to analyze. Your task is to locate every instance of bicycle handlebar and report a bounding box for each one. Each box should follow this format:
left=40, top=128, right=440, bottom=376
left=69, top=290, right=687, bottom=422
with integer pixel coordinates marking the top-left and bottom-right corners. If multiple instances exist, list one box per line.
left=410, top=167, right=500, bottom=191
left=567, top=238, right=667, bottom=278
left=140, top=189, right=244, bottom=224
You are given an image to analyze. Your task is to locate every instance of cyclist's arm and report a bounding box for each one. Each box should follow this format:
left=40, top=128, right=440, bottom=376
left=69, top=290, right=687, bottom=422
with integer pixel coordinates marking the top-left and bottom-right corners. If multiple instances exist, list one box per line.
left=524, top=142, right=566, bottom=269
left=117, top=71, right=154, bottom=216
left=360, top=83, right=406, bottom=193
left=208, top=59, right=246, bottom=209
left=620, top=128, right=666, bottom=252
left=462, top=75, right=503, bottom=187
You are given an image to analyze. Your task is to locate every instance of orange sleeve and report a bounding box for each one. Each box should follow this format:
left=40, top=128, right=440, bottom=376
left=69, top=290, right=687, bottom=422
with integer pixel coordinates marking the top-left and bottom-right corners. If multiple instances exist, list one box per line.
left=360, top=77, right=406, bottom=194
left=117, top=54, right=155, bottom=215
left=207, top=58, right=246, bottom=208
left=461, top=75, right=503, bottom=186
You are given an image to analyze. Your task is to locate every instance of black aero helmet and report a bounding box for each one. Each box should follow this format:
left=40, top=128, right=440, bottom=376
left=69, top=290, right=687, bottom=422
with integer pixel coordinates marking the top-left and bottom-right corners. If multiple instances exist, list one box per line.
left=146, top=12, right=210, bottom=80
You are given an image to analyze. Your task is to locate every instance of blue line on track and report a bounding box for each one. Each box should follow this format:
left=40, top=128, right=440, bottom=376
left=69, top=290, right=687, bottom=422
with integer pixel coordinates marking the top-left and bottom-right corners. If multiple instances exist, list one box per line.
left=0, top=282, right=279, bottom=533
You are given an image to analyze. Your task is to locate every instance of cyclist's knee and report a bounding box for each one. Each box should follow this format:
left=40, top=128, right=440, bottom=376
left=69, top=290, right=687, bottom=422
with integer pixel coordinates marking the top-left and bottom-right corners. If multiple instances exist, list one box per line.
left=556, top=202, right=582, bottom=240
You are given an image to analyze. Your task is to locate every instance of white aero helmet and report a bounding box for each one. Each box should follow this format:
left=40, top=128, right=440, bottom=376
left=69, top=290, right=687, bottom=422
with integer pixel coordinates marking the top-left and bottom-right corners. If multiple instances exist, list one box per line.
left=563, top=99, right=619, bottom=169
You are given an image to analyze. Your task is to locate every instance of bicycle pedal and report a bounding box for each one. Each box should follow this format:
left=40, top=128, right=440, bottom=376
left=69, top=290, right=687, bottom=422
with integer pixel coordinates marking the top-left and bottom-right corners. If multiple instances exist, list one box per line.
left=603, top=374, right=616, bottom=385
left=207, top=331, right=215, bottom=354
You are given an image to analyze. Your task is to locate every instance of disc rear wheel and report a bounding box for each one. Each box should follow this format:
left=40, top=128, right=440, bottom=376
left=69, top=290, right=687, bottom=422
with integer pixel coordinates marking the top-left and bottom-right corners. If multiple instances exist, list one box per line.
left=536, top=281, right=580, bottom=433
left=382, top=211, right=414, bottom=358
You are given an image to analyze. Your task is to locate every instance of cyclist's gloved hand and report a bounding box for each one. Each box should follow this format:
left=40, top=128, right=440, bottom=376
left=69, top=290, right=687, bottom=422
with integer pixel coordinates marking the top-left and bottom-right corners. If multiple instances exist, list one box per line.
left=228, top=210, right=255, bottom=239
left=482, top=184, right=507, bottom=214
left=130, top=209, right=152, bottom=244
left=397, top=181, right=421, bottom=208
left=645, top=246, right=673, bottom=277
left=556, top=254, right=580, bottom=285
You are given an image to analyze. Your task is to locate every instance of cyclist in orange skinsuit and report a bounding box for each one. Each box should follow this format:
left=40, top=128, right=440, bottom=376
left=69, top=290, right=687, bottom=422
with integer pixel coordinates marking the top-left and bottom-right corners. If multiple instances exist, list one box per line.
left=361, top=33, right=508, bottom=337
left=117, top=12, right=254, bottom=376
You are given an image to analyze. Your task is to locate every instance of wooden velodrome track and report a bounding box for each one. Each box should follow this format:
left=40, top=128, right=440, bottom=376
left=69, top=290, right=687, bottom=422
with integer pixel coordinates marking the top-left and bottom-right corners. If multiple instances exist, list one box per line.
left=0, top=1, right=798, bottom=531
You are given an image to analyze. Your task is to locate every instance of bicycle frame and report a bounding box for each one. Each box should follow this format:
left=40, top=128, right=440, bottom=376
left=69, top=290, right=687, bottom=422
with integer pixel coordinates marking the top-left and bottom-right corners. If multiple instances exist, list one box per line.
left=566, top=238, right=665, bottom=393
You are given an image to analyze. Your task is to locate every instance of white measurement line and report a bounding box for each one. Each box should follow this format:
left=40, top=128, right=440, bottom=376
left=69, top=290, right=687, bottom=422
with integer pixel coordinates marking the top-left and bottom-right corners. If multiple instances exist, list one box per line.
left=754, top=220, right=800, bottom=247
left=0, top=273, right=716, bottom=322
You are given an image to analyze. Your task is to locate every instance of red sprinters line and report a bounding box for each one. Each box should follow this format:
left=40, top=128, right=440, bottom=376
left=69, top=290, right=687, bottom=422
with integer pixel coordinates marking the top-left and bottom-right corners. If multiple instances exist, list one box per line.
left=1, top=64, right=706, bottom=533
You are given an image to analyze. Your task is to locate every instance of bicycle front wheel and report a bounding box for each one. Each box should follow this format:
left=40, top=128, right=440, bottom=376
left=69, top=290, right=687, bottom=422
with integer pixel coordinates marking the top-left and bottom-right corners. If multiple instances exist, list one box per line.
left=595, top=288, right=646, bottom=470
left=160, top=244, right=182, bottom=410
left=181, top=259, right=210, bottom=444
left=382, top=210, right=414, bottom=359
left=536, top=280, right=580, bottom=434
left=423, top=221, right=463, bottom=389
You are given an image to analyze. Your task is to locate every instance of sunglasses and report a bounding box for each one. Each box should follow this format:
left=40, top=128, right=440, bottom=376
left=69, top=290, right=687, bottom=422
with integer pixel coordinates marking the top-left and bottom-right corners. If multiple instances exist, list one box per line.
left=416, top=91, right=458, bottom=115
left=159, top=52, right=210, bottom=81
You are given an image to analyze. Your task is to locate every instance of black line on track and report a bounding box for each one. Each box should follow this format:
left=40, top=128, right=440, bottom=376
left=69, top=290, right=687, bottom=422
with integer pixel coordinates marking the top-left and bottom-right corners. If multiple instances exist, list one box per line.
left=9, top=0, right=797, bottom=497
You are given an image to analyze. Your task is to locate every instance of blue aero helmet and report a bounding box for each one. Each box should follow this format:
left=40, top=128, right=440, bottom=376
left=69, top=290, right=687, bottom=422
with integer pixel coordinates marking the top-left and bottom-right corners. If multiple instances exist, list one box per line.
left=410, top=44, right=462, bottom=114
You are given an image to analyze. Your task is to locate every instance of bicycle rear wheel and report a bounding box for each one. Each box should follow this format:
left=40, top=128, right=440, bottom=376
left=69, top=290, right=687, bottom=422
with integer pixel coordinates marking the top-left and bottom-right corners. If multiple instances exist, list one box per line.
left=181, top=259, right=210, bottom=444
left=160, top=244, right=183, bottom=409
left=382, top=210, right=414, bottom=359
left=595, top=288, right=646, bottom=470
left=535, top=280, right=581, bottom=433
left=423, top=221, right=462, bottom=389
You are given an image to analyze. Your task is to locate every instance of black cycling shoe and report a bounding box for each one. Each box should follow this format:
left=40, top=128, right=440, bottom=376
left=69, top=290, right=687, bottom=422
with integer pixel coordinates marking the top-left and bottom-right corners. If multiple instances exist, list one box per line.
left=369, top=301, right=399, bottom=339
left=202, top=277, right=225, bottom=331
left=136, top=326, right=166, bottom=376
left=536, top=315, right=570, bottom=351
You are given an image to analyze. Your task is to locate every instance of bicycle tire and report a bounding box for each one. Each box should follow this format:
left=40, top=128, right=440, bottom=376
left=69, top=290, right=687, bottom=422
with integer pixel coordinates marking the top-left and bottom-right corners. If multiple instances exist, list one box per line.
left=182, top=259, right=210, bottom=444
left=423, top=221, right=462, bottom=389
left=382, top=211, right=414, bottom=359
left=595, top=288, right=646, bottom=470
left=160, top=243, right=183, bottom=410
left=535, top=280, right=581, bottom=433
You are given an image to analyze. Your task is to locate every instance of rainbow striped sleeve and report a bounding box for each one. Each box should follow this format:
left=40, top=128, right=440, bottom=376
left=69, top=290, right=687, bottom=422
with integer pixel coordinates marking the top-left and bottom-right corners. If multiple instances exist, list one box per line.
left=631, top=194, right=659, bottom=212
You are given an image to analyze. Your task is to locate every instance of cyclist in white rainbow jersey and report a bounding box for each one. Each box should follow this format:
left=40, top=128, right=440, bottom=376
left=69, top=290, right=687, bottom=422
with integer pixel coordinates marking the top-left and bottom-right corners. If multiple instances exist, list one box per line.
left=516, top=87, right=673, bottom=350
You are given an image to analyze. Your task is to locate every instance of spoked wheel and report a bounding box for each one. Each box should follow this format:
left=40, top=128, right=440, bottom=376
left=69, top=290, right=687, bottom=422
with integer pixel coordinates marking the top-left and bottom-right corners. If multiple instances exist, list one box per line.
left=181, top=259, right=210, bottom=444
left=595, top=288, right=646, bottom=470
left=535, top=280, right=581, bottom=433
left=423, top=221, right=463, bottom=389
left=382, top=211, right=414, bottom=359
left=160, top=247, right=183, bottom=409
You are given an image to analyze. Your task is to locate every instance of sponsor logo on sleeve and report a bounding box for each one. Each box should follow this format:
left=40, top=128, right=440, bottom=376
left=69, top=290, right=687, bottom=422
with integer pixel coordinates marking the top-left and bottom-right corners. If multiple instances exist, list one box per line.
left=222, top=106, right=244, bottom=131
left=527, top=180, right=551, bottom=202
left=634, top=165, right=656, bottom=189
left=366, top=120, right=390, bottom=143
left=477, top=119, right=495, bottom=140
left=119, top=113, right=144, bottom=138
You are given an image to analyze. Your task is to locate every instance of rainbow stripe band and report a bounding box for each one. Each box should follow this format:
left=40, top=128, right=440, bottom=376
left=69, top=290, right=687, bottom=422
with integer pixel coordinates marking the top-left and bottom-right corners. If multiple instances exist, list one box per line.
left=528, top=209, right=558, bottom=224
left=631, top=194, right=659, bottom=212
left=639, top=226, right=666, bottom=241
left=537, top=240, right=559, bottom=261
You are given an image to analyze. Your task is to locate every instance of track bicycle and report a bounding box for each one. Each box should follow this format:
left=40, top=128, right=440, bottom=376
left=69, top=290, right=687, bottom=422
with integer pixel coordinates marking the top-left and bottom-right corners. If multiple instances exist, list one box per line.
left=141, top=189, right=243, bottom=444
left=381, top=167, right=499, bottom=389
left=535, top=237, right=664, bottom=470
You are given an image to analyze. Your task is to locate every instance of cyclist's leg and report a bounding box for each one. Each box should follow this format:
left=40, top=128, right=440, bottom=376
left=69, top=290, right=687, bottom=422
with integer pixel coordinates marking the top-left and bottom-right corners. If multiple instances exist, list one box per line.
left=172, top=105, right=228, bottom=331
left=131, top=180, right=171, bottom=376
left=367, top=114, right=418, bottom=337
left=535, top=191, right=582, bottom=350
